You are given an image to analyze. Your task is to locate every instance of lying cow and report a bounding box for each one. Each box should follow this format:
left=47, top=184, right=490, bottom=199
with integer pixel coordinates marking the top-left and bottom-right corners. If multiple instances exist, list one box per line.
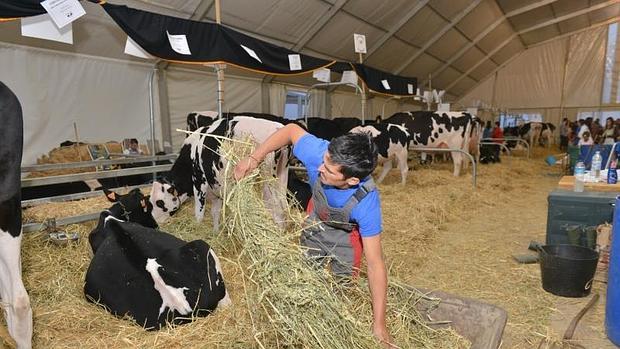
left=385, top=111, right=474, bottom=176
left=89, top=188, right=158, bottom=253
left=85, top=213, right=229, bottom=329
left=349, top=123, right=410, bottom=185
left=151, top=116, right=289, bottom=229
left=0, top=81, right=32, bottom=349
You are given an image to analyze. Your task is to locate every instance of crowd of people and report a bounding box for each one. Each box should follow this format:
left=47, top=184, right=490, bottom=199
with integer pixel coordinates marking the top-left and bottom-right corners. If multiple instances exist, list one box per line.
left=560, top=117, right=619, bottom=150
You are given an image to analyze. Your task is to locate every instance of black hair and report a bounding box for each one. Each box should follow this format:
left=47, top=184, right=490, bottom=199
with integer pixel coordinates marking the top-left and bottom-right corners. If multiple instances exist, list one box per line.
left=327, top=132, right=378, bottom=179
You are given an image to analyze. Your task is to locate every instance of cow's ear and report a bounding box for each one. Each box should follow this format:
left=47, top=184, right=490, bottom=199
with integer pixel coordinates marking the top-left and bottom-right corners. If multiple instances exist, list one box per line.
left=151, top=181, right=162, bottom=195
left=104, top=189, right=118, bottom=202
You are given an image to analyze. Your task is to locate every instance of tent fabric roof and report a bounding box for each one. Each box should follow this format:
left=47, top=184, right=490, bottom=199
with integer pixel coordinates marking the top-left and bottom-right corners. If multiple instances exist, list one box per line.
left=1, top=0, right=619, bottom=100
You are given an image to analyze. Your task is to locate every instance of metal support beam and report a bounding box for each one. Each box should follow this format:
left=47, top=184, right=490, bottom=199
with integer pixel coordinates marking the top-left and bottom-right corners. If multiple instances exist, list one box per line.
left=364, top=0, right=430, bottom=61
left=189, top=0, right=214, bottom=20
left=394, top=0, right=483, bottom=74
left=457, top=17, right=619, bottom=101
left=423, top=0, right=562, bottom=88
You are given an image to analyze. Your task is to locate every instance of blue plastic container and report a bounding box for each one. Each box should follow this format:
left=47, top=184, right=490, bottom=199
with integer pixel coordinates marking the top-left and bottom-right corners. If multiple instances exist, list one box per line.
left=606, top=195, right=620, bottom=345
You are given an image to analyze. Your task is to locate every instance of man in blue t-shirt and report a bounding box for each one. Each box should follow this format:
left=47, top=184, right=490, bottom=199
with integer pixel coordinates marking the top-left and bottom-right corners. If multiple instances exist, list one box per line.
left=234, top=123, right=392, bottom=347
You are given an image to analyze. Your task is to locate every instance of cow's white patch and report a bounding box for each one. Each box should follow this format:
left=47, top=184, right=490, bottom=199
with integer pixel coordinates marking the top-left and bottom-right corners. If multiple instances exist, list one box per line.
left=208, top=249, right=232, bottom=308
left=350, top=125, right=381, bottom=138
left=145, top=258, right=192, bottom=316
left=0, top=231, right=33, bottom=349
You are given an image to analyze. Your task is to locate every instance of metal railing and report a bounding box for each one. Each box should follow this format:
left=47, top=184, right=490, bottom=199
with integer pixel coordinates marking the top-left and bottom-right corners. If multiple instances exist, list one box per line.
left=21, top=154, right=177, bottom=231
left=410, top=147, right=477, bottom=187
left=481, top=138, right=530, bottom=158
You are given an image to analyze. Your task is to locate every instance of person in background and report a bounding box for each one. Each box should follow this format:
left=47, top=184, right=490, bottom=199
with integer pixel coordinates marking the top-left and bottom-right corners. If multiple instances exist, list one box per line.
left=602, top=117, right=617, bottom=145
left=578, top=131, right=594, bottom=146
left=591, top=119, right=602, bottom=144
left=559, top=118, right=569, bottom=151
left=123, top=138, right=143, bottom=155
left=577, top=119, right=589, bottom=142
left=482, top=121, right=492, bottom=140
left=491, top=121, right=504, bottom=162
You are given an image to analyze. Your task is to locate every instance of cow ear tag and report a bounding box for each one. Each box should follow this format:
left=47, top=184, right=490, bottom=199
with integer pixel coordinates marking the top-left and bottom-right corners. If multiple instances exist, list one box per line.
left=140, top=199, right=147, bottom=208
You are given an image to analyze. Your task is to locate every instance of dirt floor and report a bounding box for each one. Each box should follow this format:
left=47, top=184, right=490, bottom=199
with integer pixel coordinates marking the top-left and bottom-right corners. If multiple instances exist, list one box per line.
left=4, top=145, right=618, bottom=348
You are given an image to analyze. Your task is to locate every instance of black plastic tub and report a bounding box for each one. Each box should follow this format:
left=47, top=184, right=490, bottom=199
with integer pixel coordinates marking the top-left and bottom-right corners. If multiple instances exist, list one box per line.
left=539, top=244, right=599, bottom=298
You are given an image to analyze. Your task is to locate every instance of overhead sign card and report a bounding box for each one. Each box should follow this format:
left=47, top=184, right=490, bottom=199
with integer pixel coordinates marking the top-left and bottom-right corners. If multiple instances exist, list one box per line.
left=353, top=33, right=367, bottom=54
left=21, top=13, right=73, bottom=44
left=167, top=31, right=192, bottom=55
left=40, top=0, right=85, bottom=29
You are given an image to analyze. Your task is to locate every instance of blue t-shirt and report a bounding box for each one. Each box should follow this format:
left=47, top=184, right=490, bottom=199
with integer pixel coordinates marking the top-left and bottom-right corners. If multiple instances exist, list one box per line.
left=293, top=134, right=382, bottom=238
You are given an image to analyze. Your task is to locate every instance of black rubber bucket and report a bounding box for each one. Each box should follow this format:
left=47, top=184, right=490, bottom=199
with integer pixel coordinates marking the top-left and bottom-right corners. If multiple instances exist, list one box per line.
left=539, top=244, right=599, bottom=298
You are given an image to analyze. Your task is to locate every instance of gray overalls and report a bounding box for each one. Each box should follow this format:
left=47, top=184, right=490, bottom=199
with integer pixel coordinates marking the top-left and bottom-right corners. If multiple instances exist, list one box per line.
left=300, top=177, right=376, bottom=276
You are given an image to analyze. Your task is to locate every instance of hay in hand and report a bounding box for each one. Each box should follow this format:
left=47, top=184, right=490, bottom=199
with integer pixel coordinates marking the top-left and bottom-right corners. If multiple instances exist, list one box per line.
left=217, top=139, right=468, bottom=348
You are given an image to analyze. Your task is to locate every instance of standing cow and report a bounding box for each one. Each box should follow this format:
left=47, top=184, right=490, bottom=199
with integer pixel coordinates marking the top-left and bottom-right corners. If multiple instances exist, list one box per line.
left=385, top=111, right=474, bottom=176
left=151, top=116, right=289, bottom=229
left=349, top=123, right=410, bottom=185
left=0, top=82, right=32, bottom=348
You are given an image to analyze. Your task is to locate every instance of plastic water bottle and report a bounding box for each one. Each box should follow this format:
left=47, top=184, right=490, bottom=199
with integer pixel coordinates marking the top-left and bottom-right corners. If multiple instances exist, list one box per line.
left=592, top=151, right=603, bottom=181
left=574, top=161, right=586, bottom=192
left=608, top=161, right=618, bottom=185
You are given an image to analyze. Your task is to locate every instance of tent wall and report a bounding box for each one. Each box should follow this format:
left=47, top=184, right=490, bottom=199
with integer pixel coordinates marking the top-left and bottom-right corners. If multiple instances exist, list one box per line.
left=166, top=67, right=263, bottom=150
left=457, top=26, right=609, bottom=124
left=0, top=43, right=160, bottom=165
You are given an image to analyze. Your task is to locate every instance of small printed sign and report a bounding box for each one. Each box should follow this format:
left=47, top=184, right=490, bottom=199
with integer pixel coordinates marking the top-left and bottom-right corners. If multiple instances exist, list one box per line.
left=124, top=36, right=153, bottom=59
left=166, top=31, right=192, bottom=55
left=407, top=84, right=414, bottom=94
left=40, top=0, right=85, bottom=29
left=381, top=79, right=391, bottom=90
left=241, top=45, right=262, bottom=63
left=353, top=33, right=367, bottom=54
left=313, top=68, right=330, bottom=82
left=288, top=54, right=302, bottom=71
left=341, top=70, right=358, bottom=84
left=21, top=13, right=73, bottom=44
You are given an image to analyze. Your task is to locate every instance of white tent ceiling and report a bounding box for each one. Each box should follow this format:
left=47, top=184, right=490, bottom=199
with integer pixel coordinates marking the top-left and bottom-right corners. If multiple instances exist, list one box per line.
left=1, top=0, right=618, bottom=100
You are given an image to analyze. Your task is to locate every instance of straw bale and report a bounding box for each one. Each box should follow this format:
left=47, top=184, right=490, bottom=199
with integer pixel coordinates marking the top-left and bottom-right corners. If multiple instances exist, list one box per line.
left=28, top=142, right=123, bottom=177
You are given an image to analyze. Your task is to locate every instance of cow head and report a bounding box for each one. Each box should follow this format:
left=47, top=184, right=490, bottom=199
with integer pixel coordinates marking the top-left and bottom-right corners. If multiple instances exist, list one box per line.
left=104, top=188, right=158, bottom=229
left=149, top=181, right=183, bottom=224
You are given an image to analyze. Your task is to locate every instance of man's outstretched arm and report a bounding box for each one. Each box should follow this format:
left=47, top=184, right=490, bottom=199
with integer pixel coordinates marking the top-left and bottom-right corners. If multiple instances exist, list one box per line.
left=234, top=123, right=307, bottom=180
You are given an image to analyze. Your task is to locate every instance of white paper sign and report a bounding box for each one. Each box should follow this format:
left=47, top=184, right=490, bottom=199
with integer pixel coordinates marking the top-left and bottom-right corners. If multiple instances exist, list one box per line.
left=407, top=84, right=414, bottom=94
left=353, top=33, right=367, bottom=54
left=21, top=13, right=73, bottom=44
left=166, top=31, right=192, bottom=55
left=381, top=79, right=391, bottom=90
left=313, top=68, right=331, bottom=83
left=340, top=70, right=358, bottom=84
left=241, top=45, right=262, bottom=63
left=124, top=36, right=154, bottom=59
left=40, top=0, right=85, bottom=29
left=288, top=54, right=302, bottom=71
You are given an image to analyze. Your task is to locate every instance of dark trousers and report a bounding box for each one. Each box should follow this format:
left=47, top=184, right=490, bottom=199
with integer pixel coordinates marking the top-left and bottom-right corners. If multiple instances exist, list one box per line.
left=560, top=136, right=568, bottom=150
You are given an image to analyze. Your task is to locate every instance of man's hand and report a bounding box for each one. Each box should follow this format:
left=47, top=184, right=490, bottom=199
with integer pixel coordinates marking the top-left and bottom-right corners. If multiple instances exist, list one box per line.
left=373, top=322, right=397, bottom=348
left=234, top=156, right=260, bottom=181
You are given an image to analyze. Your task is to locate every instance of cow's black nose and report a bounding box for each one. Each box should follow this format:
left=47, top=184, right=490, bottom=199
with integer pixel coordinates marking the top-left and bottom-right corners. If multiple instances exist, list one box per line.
left=173, top=197, right=177, bottom=202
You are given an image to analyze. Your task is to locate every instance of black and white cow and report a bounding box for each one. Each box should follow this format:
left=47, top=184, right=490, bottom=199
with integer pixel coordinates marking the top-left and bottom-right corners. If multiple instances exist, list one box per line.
left=540, top=122, right=556, bottom=147
left=0, top=82, right=32, bottom=348
left=84, top=214, right=229, bottom=329
left=385, top=111, right=474, bottom=176
left=151, top=116, right=289, bottom=229
left=349, top=123, right=410, bottom=185
left=89, top=188, right=158, bottom=253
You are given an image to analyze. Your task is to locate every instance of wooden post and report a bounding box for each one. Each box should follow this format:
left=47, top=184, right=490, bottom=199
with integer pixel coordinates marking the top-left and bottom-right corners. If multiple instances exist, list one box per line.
left=73, top=122, right=82, bottom=161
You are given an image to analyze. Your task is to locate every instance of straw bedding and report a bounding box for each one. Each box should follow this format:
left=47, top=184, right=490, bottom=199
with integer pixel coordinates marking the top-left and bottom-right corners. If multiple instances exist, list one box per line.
left=8, top=145, right=572, bottom=348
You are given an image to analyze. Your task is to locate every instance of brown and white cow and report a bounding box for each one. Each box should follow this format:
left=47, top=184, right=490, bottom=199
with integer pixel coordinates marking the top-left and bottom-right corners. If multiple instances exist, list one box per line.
left=150, top=115, right=289, bottom=229
left=349, top=123, right=410, bottom=185
left=0, top=81, right=32, bottom=348
left=385, top=111, right=475, bottom=176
